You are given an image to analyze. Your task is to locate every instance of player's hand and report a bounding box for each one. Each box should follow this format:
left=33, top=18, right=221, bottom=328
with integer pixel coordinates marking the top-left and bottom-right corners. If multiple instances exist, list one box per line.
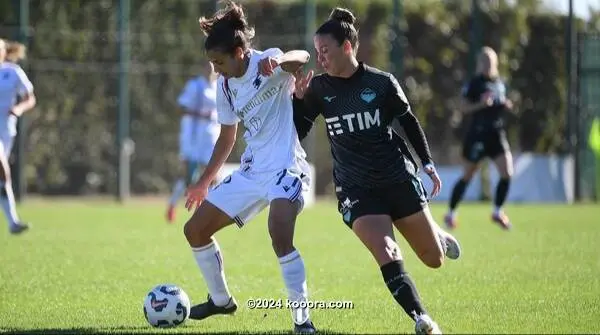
left=293, top=69, right=314, bottom=99
left=184, top=180, right=210, bottom=211
left=481, top=91, right=494, bottom=107
left=424, top=164, right=442, bottom=198
left=503, top=99, right=513, bottom=110
left=258, top=57, right=279, bottom=76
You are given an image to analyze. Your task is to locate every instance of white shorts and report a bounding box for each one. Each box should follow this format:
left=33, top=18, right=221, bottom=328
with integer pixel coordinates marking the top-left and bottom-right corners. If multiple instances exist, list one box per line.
left=179, top=134, right=215, bottom=164
left=179, top=117, right=219, bottom=164
left=0, top=136, right=14, bottom=159
left=206, top=167, right=310, bottom=228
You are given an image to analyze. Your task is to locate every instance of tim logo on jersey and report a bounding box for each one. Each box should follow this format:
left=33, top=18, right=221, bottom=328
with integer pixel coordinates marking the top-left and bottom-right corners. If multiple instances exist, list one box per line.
left=325, top=109, right=381, bottom=136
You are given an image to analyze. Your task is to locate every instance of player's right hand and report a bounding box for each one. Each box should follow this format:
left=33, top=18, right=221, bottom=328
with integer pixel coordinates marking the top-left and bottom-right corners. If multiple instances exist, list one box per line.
left=423, top=164, right=442, bottom=198
left=185, top=182, right=209, bottom=211
left=293, top=69, right=314, bottom=99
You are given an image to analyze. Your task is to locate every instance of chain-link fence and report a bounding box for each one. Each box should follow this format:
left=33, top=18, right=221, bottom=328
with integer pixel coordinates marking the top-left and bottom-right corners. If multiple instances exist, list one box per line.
left=0, top=0, right=595, bottom=199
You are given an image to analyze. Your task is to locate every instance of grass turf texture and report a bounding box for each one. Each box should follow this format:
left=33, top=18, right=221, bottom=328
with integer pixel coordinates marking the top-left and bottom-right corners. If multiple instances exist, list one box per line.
left=0, top=199, right=599, bottom=334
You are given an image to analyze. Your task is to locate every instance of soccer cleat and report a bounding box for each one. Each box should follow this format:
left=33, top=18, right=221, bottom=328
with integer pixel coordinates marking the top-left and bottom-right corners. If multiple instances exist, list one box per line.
left=294, top=319, right=317, bottom=334
left=189, top=295, right=237, bottom=320
left=491, top=211, right=512, bottom=230
left=415, top=314, right=442, bottom=334
left=438, top=230, right=461, bottom=260
left=10, top=222, right=30, bottom=235
left=166, top=206, right=175, bottom=224
left=443, top=213, right=457, bottom=230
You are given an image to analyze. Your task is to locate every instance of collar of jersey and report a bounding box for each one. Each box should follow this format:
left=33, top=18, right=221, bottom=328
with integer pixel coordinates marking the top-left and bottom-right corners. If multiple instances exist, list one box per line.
left=327, top=61, right=365, bottom=82
left=229, top=49, right=258, bottom=84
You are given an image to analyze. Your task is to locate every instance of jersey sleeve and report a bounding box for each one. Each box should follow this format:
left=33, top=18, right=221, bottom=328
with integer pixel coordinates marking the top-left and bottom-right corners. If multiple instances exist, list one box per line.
left=261, top=47, right=285, bottom=77
left=177, top=79, right=198, bottom=111
left=14, top=66, right=33, bottom=97
left=384, top=74, right=411, bottom=118
left=216, top=77, right=240, bottom=125
left=293, top=79, right=322, bottom=141
left=385, top=74, right=434, bottom=166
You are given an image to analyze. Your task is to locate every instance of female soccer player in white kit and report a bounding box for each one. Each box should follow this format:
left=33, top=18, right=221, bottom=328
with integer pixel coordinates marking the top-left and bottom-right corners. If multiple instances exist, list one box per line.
left=166, top=60, right=220, bottom=223
left=0, top=38, right=36, bottom=234
left=182, top=1, right=316, bottom=333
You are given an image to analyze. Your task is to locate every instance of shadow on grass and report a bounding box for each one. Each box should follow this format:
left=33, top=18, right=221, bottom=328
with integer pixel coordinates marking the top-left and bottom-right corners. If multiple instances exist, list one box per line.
left=1, top=326, right=356, bottom=335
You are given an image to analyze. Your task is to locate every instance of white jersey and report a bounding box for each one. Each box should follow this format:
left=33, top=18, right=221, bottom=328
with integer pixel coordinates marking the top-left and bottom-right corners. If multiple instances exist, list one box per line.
left=177, top=76, right=220, bottom=163
left=0, top=62, right=33, bottom=137
left=216, top=48, right=307, bottom=174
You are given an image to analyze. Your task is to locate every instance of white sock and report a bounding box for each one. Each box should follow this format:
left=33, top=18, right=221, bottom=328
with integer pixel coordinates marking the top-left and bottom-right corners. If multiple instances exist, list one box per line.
left=447, top=210, right=455, bottom=218
left=279, top=250, right=309, bottom=325
left=493, top=206, right=501, bottom=216
left=192, top=240, right=232, bottom=306
left=168, top=179, right=186, bottom=207
left=0, top=182, right=19, bottom=228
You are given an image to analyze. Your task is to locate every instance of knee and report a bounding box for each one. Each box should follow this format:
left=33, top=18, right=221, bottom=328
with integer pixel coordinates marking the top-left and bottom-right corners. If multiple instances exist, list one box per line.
left=268, top=222, right=295, bottom=257
left=183, top=217, right=213, bottom=247
left=420, top=249, right=444, bottom=269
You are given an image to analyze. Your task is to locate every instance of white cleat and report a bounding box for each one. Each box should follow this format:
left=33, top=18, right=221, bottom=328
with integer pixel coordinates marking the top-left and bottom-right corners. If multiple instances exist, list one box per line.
left=415, top=314, right=442, bottom=334
left=438, top=230, right=461, bottom=260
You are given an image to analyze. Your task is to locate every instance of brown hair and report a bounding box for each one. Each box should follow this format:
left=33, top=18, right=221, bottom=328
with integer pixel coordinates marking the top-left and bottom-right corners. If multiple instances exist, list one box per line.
left=198, top=1, right=255, bottom=55
left=6, top=41, right=27, bottom=62
left=316, top=8, right=359, bottom=53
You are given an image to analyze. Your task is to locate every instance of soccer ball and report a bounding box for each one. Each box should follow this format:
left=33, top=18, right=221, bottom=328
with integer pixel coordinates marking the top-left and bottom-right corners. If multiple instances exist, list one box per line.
left=143, top=284, right=191, bottom=328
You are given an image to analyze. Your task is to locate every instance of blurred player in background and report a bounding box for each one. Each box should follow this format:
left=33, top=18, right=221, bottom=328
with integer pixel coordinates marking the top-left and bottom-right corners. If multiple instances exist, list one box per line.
left=444, top=46, right=514, bottom=230
left=182, top=2, right=316, bottom=333
left=0, top=39, right=36, bottom=235
left=166, top=60, right=220, bottom=223
left=292, top=8, right=460, bottom=334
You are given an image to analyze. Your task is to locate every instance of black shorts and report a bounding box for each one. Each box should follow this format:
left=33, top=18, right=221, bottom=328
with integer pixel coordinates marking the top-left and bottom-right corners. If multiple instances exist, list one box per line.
left=335, top=175, right=429, bottom=229
left=462, top=129, right=510, bottom=163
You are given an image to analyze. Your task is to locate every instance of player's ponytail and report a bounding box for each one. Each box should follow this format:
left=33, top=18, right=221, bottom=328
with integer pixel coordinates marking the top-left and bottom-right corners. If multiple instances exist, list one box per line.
left=330, top=8, right=356, bottom=25
left=199, top=1, right=255, bottom=54
left=316, top=7, right=359, bottom=53
left=6, top=41, right=27, bottom=63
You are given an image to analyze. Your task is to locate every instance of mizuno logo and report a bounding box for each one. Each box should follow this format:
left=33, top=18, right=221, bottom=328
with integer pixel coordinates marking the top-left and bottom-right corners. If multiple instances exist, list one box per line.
left=324, top=96, right=336, bottom=102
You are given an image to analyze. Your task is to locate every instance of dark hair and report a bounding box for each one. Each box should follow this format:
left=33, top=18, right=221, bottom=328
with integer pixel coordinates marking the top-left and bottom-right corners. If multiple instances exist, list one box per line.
left=315, top=8, right=359, bottom=52
left=198, top=1, right=255, bottom=54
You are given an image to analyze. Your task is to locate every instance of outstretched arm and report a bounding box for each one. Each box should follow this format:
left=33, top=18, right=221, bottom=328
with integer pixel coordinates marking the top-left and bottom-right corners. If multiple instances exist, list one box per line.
left=385, top=75, right=441, bottom=197
left=259, top=49, right=310, bottom=76
left=276, top=50, right=310, bottom=73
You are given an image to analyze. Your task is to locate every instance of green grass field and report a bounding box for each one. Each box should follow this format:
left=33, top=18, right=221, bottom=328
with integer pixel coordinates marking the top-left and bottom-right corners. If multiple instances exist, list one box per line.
left=0, top=199, right=599, bottom=334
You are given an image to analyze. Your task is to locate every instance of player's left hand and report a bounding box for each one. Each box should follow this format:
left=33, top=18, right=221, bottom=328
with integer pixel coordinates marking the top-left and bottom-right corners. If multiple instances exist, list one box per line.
left=424, top=164, right=442, bottom=198
left=258, top=57, right=279, bottom=76
left=293, top=69, right=314, bottom=99
left=184, top=181, right=210, bottom=211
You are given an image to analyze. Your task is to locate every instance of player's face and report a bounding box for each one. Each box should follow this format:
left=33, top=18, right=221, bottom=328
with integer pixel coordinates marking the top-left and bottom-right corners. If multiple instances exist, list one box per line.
left=206, top=48, right=244, bottom=79
left=314, top=34, right=346, bottom=75
left=477, top=52, right=497, bottom=76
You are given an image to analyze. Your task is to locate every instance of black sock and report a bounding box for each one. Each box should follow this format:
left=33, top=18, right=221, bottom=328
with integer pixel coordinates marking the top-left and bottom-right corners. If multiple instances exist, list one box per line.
left=449, top=178, right=469, bottom=210
left=380, top=260, right=426, bottom=321
left=494, top=178, right=511, bottom=208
